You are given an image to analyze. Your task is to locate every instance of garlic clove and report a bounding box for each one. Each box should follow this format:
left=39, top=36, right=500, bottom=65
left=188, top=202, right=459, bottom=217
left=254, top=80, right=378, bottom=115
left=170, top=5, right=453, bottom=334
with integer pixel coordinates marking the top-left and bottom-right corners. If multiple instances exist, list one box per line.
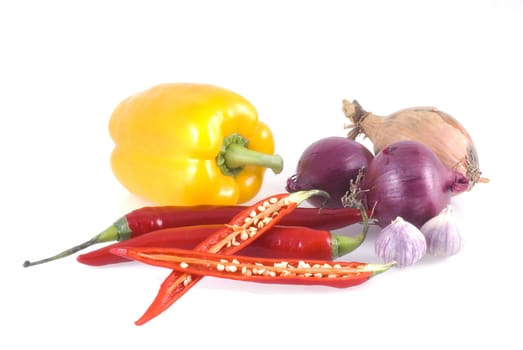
left=375, top=217, right=427, bottom=268
left=420, top=205, right=464, bottom=257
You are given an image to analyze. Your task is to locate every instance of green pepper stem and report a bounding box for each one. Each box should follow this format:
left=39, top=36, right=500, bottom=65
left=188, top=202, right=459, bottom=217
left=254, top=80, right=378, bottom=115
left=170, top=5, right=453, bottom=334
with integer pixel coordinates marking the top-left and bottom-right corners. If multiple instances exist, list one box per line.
left=225, top=143, right=283, bottom=174
left=217, top=133, right=283, bottom=176
left=22, top=224, right=120, bottom=268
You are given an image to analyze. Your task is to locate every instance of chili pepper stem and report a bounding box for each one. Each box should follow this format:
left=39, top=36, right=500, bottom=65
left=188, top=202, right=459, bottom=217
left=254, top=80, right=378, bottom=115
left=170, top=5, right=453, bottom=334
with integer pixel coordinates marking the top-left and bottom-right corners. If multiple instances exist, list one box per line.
left=333, top=235, right=363, bottom=259
left=287, top=189, right=330, bottom=207
left=217, top=133, right=283, bottom=176
left=368, top=262, right=396, bottom=276
left=334, top=194, right=370, bottom=258
left=22, top=224, right=121, bottom=268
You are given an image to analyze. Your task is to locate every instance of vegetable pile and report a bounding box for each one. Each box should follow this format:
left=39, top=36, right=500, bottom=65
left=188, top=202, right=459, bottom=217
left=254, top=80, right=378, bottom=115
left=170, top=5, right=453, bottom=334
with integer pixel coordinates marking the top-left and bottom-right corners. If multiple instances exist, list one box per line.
left=287, top=99, right=487, bottom=267
left=23, top=83, right=487, bottom=325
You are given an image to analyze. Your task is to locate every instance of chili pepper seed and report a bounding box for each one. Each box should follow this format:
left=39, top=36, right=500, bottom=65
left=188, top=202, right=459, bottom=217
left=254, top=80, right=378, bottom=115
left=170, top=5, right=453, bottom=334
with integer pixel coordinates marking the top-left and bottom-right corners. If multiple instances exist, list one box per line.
left=183, top=275, right=192, bottom=286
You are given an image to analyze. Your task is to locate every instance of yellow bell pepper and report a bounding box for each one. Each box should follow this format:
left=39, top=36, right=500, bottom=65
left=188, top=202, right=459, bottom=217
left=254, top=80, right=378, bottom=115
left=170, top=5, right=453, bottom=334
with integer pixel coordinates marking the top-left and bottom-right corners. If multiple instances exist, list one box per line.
left=109, top=83, right=283, bottom=205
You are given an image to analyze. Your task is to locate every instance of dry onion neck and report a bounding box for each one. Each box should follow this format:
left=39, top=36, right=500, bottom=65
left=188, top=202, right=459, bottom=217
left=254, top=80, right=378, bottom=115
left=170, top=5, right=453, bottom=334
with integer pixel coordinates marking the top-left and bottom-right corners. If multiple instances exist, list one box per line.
left=343, top=99, right=369, bottom=140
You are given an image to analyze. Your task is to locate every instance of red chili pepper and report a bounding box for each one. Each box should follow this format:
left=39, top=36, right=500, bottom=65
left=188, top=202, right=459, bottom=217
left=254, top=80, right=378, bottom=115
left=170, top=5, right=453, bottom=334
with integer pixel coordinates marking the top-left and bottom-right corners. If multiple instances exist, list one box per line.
left=133, top=189, right=332, bottom=325
left=77, top=225, right=366, bottom=266
left=111, top=246, right=393, bottom=288
left=23, top=204, right=366, bottom=267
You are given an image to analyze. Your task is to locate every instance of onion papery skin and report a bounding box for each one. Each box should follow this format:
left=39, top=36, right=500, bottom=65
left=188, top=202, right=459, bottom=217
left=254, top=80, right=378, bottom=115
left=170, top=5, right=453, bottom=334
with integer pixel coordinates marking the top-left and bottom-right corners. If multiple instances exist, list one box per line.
left=360, top=140, right=469, bottom=228
left=286, top=136, right=374, bottom=208
left=343, top=99, right=487, bottom=190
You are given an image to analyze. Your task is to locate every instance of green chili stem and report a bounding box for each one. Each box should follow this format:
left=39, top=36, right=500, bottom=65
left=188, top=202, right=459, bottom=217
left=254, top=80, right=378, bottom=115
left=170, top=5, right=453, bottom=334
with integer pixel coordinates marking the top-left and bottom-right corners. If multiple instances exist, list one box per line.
left=22, top=225, right=120, bottom=268
left=333, top=167, right=372, bottom=259
left=332, top=201, right=370, bottom=258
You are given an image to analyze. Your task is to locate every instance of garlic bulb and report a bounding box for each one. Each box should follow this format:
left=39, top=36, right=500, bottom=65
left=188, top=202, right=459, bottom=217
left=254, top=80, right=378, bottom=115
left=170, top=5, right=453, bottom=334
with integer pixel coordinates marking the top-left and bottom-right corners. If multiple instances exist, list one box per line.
left=420, top=205, right=464, bottom=257
left=375, top=217, right=427, bottom=268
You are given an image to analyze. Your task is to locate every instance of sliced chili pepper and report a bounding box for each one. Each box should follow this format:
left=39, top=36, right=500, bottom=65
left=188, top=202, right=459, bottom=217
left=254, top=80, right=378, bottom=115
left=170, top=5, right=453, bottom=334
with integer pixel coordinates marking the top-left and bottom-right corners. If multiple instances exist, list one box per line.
left=111, top=246, right=393, bottom=288
left=77, top=225, right=366, bottom=266
left=23, top=205, right=366, bottom=268
left=133, top=189, right=330, bottom=325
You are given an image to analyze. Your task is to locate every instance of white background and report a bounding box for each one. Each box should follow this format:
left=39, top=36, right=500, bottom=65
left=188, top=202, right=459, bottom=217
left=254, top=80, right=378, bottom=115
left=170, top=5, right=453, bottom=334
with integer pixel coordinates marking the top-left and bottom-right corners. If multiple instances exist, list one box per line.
left=2, top=1, right=522, bottom=349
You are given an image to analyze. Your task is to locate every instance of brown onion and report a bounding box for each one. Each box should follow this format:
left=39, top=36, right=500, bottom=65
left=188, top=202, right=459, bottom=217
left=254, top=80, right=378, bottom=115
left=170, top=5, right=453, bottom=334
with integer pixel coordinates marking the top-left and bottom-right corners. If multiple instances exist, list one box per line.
left=342, top=99, right=488, bottom=191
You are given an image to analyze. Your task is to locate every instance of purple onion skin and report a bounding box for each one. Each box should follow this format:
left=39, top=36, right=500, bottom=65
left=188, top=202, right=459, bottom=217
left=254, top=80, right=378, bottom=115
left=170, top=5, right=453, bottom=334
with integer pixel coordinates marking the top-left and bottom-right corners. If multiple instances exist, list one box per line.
left=286, top=136, right=374, bottom=208
left=360, top=140, right=469, bottom=228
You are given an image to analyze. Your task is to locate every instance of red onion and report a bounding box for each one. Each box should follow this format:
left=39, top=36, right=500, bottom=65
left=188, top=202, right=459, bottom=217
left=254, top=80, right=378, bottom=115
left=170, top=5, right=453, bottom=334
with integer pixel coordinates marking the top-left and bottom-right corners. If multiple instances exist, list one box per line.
left=286, top=136, right=374, bottom=208
left=359, top=140, right=469, bottom=228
